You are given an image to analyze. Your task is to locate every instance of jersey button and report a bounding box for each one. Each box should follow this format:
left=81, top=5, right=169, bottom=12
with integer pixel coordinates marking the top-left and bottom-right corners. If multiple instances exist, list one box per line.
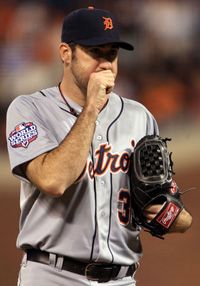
left=101, top=211, right=105, bottom=217
left=97, top=135, right=102, bottom=141
left=100, top=180, right=105, bottom=185
left=95, top=120, right=99, bottom=126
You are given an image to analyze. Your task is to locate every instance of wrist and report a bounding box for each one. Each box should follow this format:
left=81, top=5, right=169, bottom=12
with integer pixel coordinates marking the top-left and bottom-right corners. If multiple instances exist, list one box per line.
left=169, top=208, right=193, bottom=233
left=83, top=103, right=99, bottom=119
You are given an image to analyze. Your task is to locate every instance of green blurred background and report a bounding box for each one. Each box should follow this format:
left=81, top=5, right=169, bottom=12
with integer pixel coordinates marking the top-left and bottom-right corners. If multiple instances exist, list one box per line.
left=0, top=1, right=200, bottom=285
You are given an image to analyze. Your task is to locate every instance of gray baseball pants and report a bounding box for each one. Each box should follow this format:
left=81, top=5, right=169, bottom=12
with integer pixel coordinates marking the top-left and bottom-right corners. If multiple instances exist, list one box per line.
left=17, top=253, right=137, bottom=286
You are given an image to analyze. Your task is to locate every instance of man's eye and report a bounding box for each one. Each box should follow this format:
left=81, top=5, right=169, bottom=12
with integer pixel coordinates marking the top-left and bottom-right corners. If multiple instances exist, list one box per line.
left=85, top=47, right=118, bottom=61
left=110, top=50, right=118, bottom=56
left=90, top=48, right=100, bottom=55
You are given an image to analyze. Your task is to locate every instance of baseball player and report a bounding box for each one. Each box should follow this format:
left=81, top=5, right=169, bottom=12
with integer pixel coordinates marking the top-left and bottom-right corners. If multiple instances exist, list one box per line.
left=6, top=7, right=192, bottom=286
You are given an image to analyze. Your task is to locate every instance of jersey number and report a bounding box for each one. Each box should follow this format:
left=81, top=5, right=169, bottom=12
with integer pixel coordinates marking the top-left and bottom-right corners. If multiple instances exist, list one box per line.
left=117, top=189, right=131, bottom=225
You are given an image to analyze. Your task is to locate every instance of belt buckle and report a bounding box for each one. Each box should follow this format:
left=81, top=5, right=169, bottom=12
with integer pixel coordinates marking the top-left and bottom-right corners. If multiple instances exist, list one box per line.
left=85, top=263, right=110, bottom=283
left=85, top=263, right=99, bottom=281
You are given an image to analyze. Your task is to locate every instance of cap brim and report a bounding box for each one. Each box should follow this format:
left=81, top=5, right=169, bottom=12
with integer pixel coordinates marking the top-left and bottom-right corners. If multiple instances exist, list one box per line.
left=74, top=37, right=134, bottom=51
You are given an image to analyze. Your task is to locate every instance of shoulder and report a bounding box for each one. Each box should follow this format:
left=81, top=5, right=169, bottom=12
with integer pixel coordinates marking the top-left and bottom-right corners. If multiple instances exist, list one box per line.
left=7, top=93, right=38, bottom=117
left=111, top=92, right=153, bottom=116
left=110, top=92, right=159, bottom=135
left=7, top=86, right=57, bottom=113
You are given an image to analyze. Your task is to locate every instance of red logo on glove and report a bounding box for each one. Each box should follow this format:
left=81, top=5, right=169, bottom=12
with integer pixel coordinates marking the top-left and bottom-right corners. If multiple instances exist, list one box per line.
left=156, top=202, right=180, bottom=229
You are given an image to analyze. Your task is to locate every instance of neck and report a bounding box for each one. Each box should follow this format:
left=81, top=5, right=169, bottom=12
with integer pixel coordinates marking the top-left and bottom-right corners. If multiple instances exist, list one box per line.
left=60, top=78, right=86, bottom=107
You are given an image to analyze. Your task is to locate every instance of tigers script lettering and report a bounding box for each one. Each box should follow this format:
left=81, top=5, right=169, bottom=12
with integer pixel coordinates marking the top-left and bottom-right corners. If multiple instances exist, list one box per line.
left=87, top=143, right=131, bottom=179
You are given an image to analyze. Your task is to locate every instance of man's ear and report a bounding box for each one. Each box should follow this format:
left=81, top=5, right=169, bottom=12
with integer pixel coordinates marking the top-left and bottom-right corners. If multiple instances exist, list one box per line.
left=59, top=43, right=72, bottom=64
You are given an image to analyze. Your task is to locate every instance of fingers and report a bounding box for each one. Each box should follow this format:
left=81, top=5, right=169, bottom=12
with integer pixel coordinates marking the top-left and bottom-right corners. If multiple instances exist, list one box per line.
left=90, top=70, right=115, bottom=94
left=144, top=204, right=164, bottom=221
left=145, top=204, right=163, bottom=214
left=86, top=70, right=115, bottom=113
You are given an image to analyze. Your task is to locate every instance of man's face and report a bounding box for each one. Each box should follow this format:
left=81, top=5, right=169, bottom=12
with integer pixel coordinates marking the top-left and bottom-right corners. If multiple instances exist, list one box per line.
left=69, top=44, right=119, bottom=94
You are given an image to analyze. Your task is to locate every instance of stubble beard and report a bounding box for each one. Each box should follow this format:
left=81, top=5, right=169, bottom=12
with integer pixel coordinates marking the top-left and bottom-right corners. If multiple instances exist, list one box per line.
left=70, top=58, right=88, bottom=97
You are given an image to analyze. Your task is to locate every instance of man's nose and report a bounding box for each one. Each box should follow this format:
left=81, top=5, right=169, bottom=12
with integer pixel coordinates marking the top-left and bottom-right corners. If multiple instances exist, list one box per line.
left=98, top=61, right=113, bottom=71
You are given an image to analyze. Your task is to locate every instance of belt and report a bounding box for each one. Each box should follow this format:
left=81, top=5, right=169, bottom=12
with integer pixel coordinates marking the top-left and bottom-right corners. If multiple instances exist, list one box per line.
left=26, top=249, right=136, bottom=283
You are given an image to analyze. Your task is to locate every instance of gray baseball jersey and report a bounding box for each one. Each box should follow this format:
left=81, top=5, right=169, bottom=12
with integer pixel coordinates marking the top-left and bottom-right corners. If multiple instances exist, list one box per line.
left=6, top=86, right=158, bottom=265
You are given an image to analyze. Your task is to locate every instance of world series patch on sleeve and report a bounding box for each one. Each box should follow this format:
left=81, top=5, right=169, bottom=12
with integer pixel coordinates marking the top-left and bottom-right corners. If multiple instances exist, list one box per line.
left=8, top=122, right=38, bottom=148
left=130, top=135, right=184, bottom=239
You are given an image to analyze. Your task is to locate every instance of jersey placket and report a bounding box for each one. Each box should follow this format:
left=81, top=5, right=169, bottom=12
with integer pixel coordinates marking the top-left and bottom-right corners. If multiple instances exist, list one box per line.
left=91, top=121, right=114, bottom=262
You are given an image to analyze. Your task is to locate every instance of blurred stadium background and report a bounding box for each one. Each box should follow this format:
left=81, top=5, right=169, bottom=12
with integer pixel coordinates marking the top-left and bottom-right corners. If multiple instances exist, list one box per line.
left=0, top=0, right=199, bottom=285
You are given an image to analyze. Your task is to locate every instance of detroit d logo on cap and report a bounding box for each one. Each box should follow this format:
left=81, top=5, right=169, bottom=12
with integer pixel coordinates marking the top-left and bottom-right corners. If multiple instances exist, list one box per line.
left=102, top=17, right=113, bottom=30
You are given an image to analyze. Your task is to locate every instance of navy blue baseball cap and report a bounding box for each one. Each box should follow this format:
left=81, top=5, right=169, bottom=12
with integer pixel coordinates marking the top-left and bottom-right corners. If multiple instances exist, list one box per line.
left=61, top=7, right=134, bottom=51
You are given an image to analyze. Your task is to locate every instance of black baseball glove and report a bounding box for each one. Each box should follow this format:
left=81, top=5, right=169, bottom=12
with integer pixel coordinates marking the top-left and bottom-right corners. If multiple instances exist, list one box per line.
left=130, top=135, right=184, bottom=239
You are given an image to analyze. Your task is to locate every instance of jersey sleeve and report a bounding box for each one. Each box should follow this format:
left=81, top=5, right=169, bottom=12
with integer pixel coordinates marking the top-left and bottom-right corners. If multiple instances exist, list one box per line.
left=146, top=110, right=159, bottom=136
left=6, top=95, right=59, bottom=181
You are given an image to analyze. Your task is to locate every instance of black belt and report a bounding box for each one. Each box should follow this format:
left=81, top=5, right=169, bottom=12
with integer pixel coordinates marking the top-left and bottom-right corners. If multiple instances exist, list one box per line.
left=26, top=249, right=136, bottom=283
